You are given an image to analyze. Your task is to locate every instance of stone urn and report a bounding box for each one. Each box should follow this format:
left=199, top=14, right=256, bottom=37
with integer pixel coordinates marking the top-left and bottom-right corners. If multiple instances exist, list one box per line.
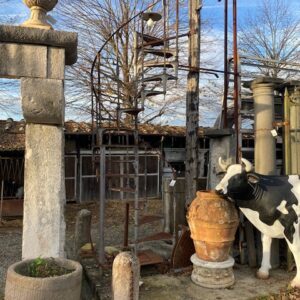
left=4, top=257, right=82, bottom=300
left=22, top=0, right=58, bottom=30
left=186, top=190, right=239, bottom=262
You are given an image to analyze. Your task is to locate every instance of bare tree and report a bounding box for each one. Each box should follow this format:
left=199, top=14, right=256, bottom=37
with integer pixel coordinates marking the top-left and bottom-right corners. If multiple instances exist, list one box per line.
left=238, top=0, right=300, bottom=78
left=57, top=0, right=221, bottom=124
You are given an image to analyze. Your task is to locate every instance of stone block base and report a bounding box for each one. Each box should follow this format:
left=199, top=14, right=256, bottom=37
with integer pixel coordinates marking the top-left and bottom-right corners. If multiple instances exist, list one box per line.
left=190, top=254, right=235, bottom=289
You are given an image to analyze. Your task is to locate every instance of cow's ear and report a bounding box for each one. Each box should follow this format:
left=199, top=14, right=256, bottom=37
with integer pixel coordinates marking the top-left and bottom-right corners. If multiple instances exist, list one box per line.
left=247, top=173, right=259, bottom=184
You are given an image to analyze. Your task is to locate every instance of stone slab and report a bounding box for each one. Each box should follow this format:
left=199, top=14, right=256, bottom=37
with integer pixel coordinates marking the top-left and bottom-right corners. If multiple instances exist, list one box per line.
left=0, top=25, right=77, bottom=65
left=47, top=47, right=65, bottom=80
left=21, top=78, right=65, bottom=125
left=0, top=43, right=47, bottom=79
left=22, top=124, right=66, bottom=259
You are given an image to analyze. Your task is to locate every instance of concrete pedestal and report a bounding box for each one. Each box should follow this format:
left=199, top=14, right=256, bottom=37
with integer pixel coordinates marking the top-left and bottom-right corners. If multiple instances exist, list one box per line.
left=190, top=254, right=235, bottom=289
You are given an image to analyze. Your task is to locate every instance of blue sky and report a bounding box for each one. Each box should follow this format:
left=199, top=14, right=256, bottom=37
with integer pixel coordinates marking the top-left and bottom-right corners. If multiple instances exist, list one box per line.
left=0, top=0, right=300, bottom=124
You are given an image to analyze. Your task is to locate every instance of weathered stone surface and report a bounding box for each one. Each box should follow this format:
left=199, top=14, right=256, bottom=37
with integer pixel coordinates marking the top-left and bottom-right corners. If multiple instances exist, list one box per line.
left=21, top=78, right=64, bottom=125
left=22, top=124, right=66, bottom=259
left=0, top=43, right=47, bottom=78
left=0, top=25, right=77, bottom=65
left=112, top=252, right=140, bottom=300
left=191, top=254, right=235, bottom=289
left=0, top=43, right=65, bottom=79
left=74, top=209, right=92, bottom=259
left=47, top=47, right=65, bottom=79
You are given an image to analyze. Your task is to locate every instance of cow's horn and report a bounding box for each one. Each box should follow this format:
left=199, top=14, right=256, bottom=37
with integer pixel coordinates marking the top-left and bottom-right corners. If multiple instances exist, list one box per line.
left=218, top=157, right=228, bottom=171
left=241, top=158, right=253, bottom=172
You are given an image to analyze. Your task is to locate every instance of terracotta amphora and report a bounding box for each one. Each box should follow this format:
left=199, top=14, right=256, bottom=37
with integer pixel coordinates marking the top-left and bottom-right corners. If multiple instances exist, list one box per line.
left=187, top=190, right=239, bottom=262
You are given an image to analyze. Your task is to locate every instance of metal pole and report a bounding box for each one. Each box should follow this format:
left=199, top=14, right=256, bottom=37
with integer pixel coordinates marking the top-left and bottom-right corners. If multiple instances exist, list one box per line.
left=98, top=145, right=106, bottom=264
left=0, top=180, right=4, bottom=222
left=223, top=0, right=228, bottom=128
left=233, top=0, right=240, bottom=163
left=284, top=88, right=291, bottom=175
left=123, top=202, right=130, bottom=248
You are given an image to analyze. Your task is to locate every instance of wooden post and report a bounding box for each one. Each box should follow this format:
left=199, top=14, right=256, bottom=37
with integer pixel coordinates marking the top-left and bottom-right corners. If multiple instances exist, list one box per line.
left=185, top=0, right=201, bottom=205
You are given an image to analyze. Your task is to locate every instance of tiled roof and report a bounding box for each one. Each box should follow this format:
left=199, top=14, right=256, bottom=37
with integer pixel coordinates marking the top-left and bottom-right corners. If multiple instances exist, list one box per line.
left=0, top=120, right=201, bottom=151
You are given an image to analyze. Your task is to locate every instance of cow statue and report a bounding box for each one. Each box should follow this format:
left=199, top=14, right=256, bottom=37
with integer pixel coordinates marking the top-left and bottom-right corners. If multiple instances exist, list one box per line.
left=215, top=157, right=300, bottom=288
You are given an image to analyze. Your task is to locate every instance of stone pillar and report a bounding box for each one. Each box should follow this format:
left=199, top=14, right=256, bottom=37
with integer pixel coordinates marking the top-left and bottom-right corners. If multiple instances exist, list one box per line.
left=74, top=209, right=92, bottom=258
left=0, top=25, right=77, bottom=259
left=252, top=83, right=276, bottom=175
left=23, top=124, right=66, bottom=258
left=288, top=87, right=300, bottom=174
left=112, top=252, right=140, bottom=300
left=251, top=80, right=279, bottom=268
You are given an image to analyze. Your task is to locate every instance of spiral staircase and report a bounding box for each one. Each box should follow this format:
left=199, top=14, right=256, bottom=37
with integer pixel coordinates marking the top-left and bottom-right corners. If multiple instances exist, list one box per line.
left=90, top=1, right=181, bottom=265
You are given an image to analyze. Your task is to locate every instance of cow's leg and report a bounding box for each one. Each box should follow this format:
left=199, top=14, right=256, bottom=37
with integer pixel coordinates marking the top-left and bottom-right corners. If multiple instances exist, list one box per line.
left=257, top=233, right=272, bottom=279
left=286, top=236, right=300, bottom=288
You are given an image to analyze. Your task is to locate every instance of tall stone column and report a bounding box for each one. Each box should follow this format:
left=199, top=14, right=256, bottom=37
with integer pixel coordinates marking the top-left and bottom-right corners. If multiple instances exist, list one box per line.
left=251, top=82, right=276, bottom=175
left=251, top=79, right=279, bottom=268
left=0, top=24, right=77, bottom=259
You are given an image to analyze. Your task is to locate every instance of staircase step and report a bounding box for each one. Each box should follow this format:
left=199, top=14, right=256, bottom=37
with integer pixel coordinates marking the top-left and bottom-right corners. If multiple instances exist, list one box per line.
left=138, top=90, right=165, bottom=98
left=137, top=249, right=164, bottom=266
left=143, top=60, right=177, bottom=70
left=138, top=214, right=164, bottom=225
left=137, top=32, right=164, bottom=47
left=137, top=232, right=173, bottom=243
left=143, top=74, right=177, bottom=83
left=143, top=48, right=176, bottom=58
left=118, top=108, right=144, bottom=116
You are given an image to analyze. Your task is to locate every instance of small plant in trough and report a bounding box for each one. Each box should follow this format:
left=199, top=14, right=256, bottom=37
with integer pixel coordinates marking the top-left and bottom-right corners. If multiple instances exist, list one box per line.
left=27, top=257, right=73, bottom=278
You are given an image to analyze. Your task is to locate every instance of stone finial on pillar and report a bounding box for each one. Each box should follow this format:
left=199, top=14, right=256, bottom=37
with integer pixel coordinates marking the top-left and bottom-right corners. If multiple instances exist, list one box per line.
left=22, top=0, right=58, bottom=30
left=112, top=252, right=140, bottom=300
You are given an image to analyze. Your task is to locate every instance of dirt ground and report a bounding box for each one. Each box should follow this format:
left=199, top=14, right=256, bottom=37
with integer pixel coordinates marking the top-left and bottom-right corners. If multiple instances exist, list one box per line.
left=0, top=199, right=300, bottom=300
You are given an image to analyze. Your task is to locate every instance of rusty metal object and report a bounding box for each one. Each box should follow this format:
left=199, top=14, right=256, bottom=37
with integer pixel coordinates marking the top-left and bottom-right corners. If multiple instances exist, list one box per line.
left=0, top=198, right=23, bottom=217
left=137, top=249, right=164, bottom=266
left=186, top=191, right=239, bottom=262
left=171, top=226, right=195, bottom=269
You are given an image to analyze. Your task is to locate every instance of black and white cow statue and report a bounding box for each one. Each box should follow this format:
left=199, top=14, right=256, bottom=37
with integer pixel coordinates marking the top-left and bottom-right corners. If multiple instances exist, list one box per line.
left=215, top=157, right=300, bottom=288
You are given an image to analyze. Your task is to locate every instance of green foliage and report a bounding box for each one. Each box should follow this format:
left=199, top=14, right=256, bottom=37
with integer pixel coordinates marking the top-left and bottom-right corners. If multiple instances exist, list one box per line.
left=28, top=257, right=73, bottom=278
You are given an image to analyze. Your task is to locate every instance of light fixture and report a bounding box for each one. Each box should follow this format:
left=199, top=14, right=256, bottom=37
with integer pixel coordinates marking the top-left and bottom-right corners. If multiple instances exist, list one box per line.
left=142, top=12, right=162, bottom=27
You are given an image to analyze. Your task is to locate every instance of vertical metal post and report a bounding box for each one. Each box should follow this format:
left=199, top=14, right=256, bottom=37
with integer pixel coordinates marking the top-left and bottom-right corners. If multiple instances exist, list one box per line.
left=233, top=0, right=240, bottom=163
left=133, top=130, right=139, bottom=255
left=123, top=202, right=130, bottom=249
left=98, top=145, right=106, bottom=264
left=284, top=88, right=291, bottom=175
left=185, top=0, right=201, bottom=205
left=223, top=0, right=228, bottom=128
left=0, top=180, right=4, bottom=222
left=175, top=0, right=180, bottom=83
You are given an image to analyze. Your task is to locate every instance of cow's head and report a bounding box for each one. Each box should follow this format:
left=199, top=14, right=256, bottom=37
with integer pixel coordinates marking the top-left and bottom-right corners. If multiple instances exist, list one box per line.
left=215, top=157, right=256, bottom=199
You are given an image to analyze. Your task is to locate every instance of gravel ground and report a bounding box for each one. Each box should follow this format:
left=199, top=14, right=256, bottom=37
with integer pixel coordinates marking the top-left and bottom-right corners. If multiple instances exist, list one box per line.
left=0, top=225, right=22, bottom=300
left=0, top=199, right=163, bottom=299
left=1, top=200, right=300, bottom=300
